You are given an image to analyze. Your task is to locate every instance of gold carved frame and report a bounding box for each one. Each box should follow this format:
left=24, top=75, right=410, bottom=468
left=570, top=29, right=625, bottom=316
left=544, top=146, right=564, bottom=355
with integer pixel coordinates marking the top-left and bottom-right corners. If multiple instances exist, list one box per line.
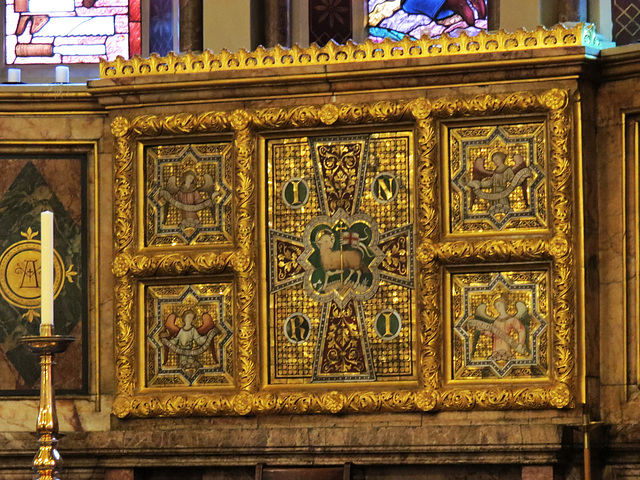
left=112, top=88, right=577, bottom=417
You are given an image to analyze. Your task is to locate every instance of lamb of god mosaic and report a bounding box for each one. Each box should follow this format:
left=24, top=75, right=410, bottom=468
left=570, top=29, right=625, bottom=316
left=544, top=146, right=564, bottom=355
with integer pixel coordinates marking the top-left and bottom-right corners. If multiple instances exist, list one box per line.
left=267, top=133, right=416, bottom=384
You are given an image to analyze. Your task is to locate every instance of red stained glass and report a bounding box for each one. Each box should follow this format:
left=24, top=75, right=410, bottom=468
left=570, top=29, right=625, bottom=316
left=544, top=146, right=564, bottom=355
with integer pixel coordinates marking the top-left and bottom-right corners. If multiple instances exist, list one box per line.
left=129, top=0, right=141, bottom=21
left=130, top=21, right=141, bottom=56
left=6, top=0, right=142, bottom=64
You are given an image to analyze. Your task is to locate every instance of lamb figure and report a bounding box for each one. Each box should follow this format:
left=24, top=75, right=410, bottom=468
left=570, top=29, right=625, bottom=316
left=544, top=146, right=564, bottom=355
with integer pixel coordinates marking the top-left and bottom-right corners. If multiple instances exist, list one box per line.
left=315, top=229, right=371, bottom=292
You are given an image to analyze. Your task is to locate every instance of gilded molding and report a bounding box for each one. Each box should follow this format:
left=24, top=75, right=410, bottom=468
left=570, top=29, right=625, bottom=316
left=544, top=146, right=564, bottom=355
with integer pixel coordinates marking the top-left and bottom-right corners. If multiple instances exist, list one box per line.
left=416, top=88, right=576, bottom=410
left=435, top=238, right=552, bottom=264
left=234, top=122, right=259, bottom=393
left=112, top=252, right=231, bottom=277
left=115, top=276, right=135, bottom=397
left=100, top=23, right=602, bottom=79
left=113, top=89, right=578, bottom=417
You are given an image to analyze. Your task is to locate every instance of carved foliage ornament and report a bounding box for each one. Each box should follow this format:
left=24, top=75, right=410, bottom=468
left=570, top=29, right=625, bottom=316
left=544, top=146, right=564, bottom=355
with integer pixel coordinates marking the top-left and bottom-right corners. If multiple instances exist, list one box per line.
left=100, top=24, right=602, bottom=79
left=112, top=88, right=577, bottom=417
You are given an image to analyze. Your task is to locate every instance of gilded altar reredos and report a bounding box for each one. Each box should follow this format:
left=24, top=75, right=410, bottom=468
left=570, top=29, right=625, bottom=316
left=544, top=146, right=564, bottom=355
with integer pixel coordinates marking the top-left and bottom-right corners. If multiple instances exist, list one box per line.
left=3, top=22, right=640, bottom=479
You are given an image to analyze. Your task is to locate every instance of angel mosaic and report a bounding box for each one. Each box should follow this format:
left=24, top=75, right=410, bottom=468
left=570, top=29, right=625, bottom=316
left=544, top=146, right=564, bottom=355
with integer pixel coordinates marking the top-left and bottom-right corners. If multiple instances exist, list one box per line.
left=468, top=293, right=530, bottom=361
left=465, top=152, right=532, bottom=216
left=157, top=169, right=222, bottom=230
left=160, top=308, right=222, bottom=372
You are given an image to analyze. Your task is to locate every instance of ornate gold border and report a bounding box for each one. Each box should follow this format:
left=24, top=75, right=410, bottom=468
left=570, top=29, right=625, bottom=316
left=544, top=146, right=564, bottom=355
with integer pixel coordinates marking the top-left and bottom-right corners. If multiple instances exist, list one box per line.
left=417, top=88, right=575, bottom=409
left=100, top=24, right=602, bottom=79
left=112, top=88, right=576, bottom=417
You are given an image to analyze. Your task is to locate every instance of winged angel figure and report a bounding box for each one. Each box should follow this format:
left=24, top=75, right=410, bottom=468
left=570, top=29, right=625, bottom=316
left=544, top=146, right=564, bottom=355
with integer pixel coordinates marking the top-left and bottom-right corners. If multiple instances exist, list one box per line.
left=467, top=294, right=530, bottom=362
left=465, top=152, right=532, bottom=215
left=158, top=170, right=222, bottom=229
left=160, top=309, right=221, bottom=371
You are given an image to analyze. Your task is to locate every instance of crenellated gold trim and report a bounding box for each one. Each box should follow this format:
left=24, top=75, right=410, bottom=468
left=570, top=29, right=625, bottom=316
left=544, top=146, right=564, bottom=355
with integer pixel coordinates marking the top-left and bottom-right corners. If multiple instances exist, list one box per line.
left=100, top=23, right=602, bottom=79
left=112, top=88, right=578, bottom=417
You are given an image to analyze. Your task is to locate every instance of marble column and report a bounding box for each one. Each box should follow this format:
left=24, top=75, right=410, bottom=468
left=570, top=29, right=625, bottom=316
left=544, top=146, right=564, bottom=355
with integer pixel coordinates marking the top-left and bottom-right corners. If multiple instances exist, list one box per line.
left=488, top=0, right=500, bottom=30
left=179, top=0, right=203, bottom=52
left=265, top=0, right=291, bottom=47
left=558, top=0, right=587, bottom=22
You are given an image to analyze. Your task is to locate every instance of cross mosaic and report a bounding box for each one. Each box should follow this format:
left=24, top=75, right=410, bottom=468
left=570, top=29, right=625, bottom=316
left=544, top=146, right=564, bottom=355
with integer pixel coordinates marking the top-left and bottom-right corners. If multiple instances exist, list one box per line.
left=267, top=133, right=416, bottom=384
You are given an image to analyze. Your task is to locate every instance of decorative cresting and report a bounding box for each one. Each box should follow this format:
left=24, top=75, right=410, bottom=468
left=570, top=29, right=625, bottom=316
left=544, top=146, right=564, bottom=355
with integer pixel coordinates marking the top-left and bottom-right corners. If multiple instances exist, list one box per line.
left=100, top=23, right=601, bottom=79
left=112, top=89, right=577, bottom=417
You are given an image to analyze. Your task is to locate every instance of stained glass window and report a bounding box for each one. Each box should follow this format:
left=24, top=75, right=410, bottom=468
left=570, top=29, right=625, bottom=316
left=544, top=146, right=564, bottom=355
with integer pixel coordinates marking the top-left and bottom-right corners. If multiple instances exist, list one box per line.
left=309, top=0, right=353, bottom=46
left=612, top=0, right=640, bottom=45
left=5, top=0, right=142, bottom=65
left=368, top=0, right=488, bottom=42
left=149, top=0, right=175, bottom=56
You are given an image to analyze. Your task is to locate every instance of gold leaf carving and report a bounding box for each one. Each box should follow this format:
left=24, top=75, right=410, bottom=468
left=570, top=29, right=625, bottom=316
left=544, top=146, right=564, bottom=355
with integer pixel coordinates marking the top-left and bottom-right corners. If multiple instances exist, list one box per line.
left=113, top=135, right=134, bottom=253
left=435, top=238, right=550, bottom=264
left=131, top=115, right=164, bottom=136
left=415, top=388, right=439, bottom=411
left=550, top=234, right=570, bottom=259
left=112, top=252, right=231, bottom=277
left=111, top=116, right=130, bottom=137
left=101, top=24, right=602, bottom=79
left=319, top=104, right=340, bottom=125
left=230, top=109, right=251, bottom=130
left=321, top=391, right=347, bottom=414
left=232, top=392, right=254, bottom=415
left=409, top=98, right=432, bottom=120
left=550, top=383, right=572, bottom=408
left=112, top=90, right=578, bottom=417
left=115, top=276, right=135, bottom=398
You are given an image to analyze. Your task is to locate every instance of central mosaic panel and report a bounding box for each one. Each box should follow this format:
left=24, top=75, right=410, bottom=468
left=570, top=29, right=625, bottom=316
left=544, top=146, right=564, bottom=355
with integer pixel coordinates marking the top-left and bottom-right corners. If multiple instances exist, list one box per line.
left=267, top=132, right=416, bottom=385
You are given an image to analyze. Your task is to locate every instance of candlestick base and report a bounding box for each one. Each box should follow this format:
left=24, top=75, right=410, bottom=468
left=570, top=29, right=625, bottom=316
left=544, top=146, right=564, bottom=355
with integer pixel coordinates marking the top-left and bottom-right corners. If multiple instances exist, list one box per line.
left=20, top=335, right=75, bottom=480
left=20, top=335, right=75, bottom=354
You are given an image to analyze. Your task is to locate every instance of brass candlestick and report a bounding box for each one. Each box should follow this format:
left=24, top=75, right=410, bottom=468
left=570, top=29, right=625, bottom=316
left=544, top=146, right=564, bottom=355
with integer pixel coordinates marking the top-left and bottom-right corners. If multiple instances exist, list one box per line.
left=20, top=327, right=75, bottom=480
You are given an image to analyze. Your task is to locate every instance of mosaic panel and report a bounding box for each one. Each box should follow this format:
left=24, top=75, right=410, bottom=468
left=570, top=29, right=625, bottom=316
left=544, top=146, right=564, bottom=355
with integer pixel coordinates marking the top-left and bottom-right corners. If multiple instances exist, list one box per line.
left=449, top=269, right=549, bottom=382
left=113, top=90, right=577, bottom=417
left=145, top=282, right=234, bottom=388
left=447, top=122, right=547, bottom=234
left=144, top=142, right=233, bottom=247
left=267, top=132, right=416, bottom=385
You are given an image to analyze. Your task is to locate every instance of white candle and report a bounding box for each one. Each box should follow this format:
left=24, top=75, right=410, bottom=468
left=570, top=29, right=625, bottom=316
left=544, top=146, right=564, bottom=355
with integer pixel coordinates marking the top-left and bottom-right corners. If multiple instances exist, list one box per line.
left=55, top=65, right=69, bottom=84
left=7, top=68, right=21, bottom=83
left=40, top=211, right=54, bottom=333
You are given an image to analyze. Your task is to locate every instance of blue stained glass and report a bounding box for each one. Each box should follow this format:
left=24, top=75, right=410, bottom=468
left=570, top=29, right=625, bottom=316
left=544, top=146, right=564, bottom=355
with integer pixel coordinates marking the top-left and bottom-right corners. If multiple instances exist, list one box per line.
left=149, top=0, right=174, bottom=56
left=368, top=0, right=488, bottom=42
